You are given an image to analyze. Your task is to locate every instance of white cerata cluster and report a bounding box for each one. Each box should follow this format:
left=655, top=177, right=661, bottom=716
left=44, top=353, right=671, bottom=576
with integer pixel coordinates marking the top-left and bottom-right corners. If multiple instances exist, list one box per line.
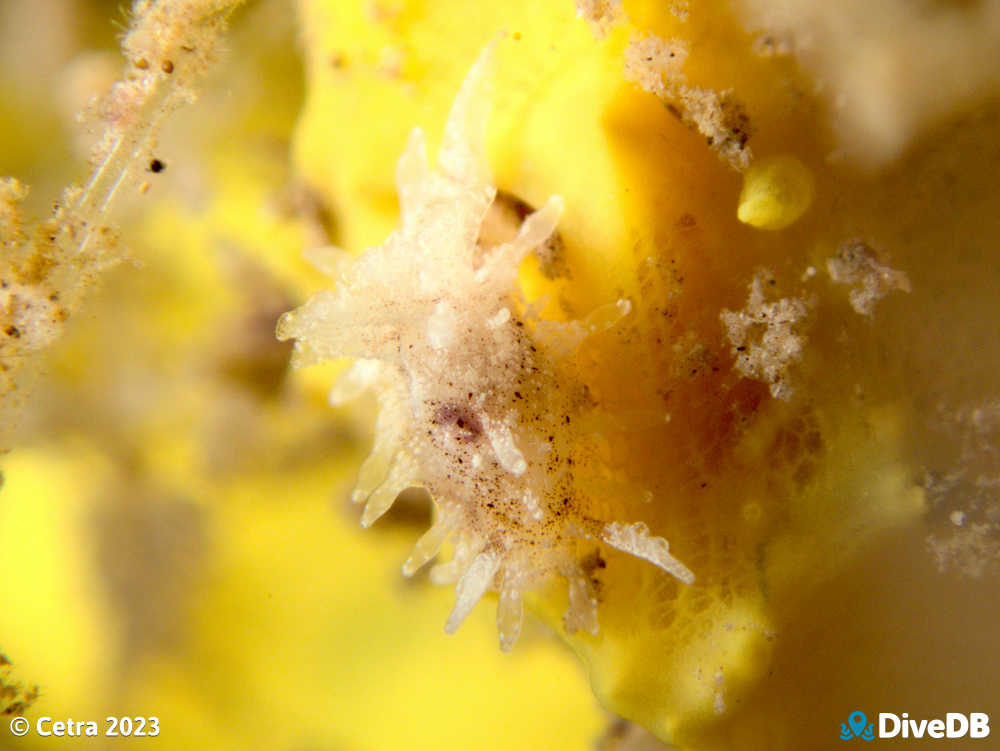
left=278, top=44, right=693, bottom=651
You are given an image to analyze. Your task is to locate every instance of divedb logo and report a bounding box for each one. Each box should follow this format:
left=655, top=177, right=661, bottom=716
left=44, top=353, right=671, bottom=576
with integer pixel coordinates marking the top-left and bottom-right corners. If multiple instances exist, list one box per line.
left=840, top=711, right=990, bottom=741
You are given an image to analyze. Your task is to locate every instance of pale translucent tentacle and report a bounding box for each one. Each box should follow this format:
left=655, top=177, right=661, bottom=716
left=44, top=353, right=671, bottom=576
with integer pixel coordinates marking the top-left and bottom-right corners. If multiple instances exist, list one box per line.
left=360, top=482, right=400, bottom=528
left=430, top=533, right=484, bottom=585
left=439, top=41, right=496, bottom=188
left=278, top=294, right=406, bottom=363
left=359, top=454, right=418, bottom=528
left=350, top=383, right=408, bottom=504
left=402, top=516, right=455, bottom=577
left=445, top=549, right=501, bottom=634
left=352, top=447, right=396, bottom=505
left=476, top=195, right=564, bottom=285
left=328, top=359, right=382, bottom=405
left=302, top=244, right=354, bottom=280
left=603, top=521, right=695, bottom=585
left=429, top=560, right=460, bottom=586
left=582, top=297, right=632, bottom=334
left=535, top=297, right=631, bottom=358
left=563, top=568, right=600, bottom=635
left=396, top=127, right=429, bottom=222
left=496, top=584, right=524, bottom=652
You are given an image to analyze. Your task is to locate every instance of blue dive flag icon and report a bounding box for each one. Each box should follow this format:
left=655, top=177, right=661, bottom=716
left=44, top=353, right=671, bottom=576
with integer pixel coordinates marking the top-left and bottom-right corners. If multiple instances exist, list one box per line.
left=840, top=711, right=875, bottom=741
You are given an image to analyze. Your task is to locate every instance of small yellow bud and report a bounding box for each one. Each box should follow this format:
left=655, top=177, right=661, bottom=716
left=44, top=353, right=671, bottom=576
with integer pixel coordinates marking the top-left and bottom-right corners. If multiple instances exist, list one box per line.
left=737, top=154, right=814, bottom=230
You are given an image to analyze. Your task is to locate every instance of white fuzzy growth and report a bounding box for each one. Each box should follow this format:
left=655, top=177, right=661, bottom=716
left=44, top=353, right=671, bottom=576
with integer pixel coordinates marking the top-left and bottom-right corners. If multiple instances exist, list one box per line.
left=826, top=239, right=911, bottom=316
left=720, top=271, right=810, bottom=400
left=603, top=522, right=695, bottom=585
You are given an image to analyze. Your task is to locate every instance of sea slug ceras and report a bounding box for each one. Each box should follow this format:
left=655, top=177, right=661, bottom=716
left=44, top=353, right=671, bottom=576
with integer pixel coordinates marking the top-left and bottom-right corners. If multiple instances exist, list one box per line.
left=278, top=44, right=694, bottom=651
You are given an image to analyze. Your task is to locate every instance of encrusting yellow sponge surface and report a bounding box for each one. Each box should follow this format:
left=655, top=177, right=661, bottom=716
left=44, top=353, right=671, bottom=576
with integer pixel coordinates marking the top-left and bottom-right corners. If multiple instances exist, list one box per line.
left=289, top=0, right=999, bottom=747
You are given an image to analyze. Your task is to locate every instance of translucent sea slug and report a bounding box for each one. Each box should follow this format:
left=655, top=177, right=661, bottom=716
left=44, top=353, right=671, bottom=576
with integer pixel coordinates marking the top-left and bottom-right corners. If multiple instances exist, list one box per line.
left=278, top=46, right=693, bottom=651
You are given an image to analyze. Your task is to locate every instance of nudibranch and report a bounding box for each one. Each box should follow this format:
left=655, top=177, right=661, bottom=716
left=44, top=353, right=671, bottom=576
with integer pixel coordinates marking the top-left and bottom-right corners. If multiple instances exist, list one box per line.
left=278, top=45, right=693, bottom=651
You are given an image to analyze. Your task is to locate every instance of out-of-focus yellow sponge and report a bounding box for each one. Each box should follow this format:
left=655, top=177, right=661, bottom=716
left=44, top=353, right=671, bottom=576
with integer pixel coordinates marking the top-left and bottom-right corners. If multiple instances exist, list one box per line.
left=737, top=154, right=814, bottom=230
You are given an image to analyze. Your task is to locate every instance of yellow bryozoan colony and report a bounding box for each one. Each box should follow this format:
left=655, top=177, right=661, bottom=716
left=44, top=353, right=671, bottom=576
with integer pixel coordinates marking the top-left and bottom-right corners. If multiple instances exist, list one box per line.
left=279, top=47, right=694, bottom=652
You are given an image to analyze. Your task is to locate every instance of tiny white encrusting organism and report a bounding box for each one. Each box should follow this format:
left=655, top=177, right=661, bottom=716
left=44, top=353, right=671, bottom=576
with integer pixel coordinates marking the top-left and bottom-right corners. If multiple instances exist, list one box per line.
left=278, top=43, right=693, bottom=651
left=826, top=239, right=911, bottom=316
left=720, top=270, right=811, bottom=400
